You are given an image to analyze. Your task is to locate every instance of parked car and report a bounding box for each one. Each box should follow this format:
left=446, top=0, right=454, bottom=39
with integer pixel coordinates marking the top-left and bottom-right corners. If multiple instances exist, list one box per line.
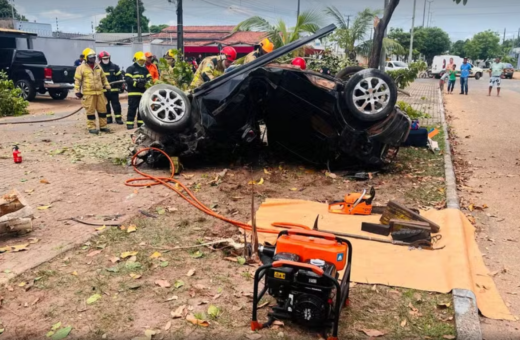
left=503, top=63, right=515, bottom=79
left=132, top=24, right=411, bottom=168
left=0, top=49, right=76, bottom=101
left=386, top=61, right=409, bottom=71
left=431, top=55, right=484, bottom=80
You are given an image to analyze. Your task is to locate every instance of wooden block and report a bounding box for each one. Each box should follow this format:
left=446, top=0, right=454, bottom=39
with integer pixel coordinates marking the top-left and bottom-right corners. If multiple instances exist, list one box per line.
left=379, top=200, right=440, bottom=233
left=389, top=219, right=430, bottom=232
left=361, top=222, right=391, bottom=236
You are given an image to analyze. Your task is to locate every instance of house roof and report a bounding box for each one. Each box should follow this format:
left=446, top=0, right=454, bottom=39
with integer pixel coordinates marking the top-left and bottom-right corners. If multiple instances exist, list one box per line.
left=161, top=25, right=236, bottom=33
left=0, top=27, right=37, bottom=38
left=71, top=33, right=152, bottom=43
left=150, top=29, right=266, bottom=47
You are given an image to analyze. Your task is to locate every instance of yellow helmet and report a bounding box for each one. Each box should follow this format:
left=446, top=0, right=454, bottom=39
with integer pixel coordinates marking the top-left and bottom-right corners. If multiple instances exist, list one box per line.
left=259, top=38, right=274, bottom=53
left=82, top=48, right=96, bottom=58
left=166, top=49, right=177, bottom=58
left=133, top=51, right=146, bottom=62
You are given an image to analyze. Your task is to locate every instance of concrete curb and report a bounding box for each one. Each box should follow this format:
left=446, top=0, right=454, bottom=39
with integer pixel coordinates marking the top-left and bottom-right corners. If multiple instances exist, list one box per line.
left=438, top=89, right=483, bottom=340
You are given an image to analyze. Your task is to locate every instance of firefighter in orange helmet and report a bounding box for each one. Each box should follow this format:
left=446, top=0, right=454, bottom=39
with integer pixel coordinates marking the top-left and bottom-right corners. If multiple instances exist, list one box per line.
left=242, top=38, right=274, bottom=64
left=291, top=57, right=307, bottom=70
left=145, top=52, right=159, bottom=81
left=190, top=46, right=237, bottom=88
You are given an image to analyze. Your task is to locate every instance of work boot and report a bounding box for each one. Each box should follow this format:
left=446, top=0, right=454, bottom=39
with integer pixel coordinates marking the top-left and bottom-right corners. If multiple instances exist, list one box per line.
left=115, top=118, right=124, bottom=125
left=100, top=127, right=111, bottom=133
left=106, top=117, right=113, bottom=124
left=127, top=124, right=134, bottom=130
left=89, top=129, right=99, bottom=135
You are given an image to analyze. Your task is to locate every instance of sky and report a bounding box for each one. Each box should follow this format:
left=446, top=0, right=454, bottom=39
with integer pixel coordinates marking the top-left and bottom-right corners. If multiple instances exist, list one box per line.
left=10, top=0, right=520, bottom=42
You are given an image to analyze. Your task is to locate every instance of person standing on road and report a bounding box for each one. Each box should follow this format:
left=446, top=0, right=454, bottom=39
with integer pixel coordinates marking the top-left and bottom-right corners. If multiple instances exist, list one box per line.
left=447, top=64, right=457, bottom=94
left=488, top=57, right=506, bottom=97
left=145, top=52, right=159, bottom=81
left=459, top=57, right=472, bottom=95
left=74, top=54, right=84, bottom=67
left=74, top=48, right=111, bottom=134
left=98, top=51, right=124, bottom=125
left=125, top=51, right=152, bottom=130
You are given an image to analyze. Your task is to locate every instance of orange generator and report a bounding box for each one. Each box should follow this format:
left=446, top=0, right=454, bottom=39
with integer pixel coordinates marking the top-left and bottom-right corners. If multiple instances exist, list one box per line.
left=252, top=229, right=353, bottom=340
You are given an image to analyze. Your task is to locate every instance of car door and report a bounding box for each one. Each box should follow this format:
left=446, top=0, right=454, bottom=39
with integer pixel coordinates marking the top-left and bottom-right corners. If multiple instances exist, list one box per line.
left=0, top=49, right=14, bottom=78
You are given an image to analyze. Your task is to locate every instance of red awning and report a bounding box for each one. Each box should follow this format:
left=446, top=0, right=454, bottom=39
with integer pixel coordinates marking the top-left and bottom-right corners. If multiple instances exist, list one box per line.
left=184, top=46, right=254, bottom=54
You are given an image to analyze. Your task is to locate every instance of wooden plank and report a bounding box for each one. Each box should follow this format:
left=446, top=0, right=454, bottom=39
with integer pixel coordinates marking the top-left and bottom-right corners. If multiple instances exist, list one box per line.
left=380, top=200, right=440, bottom=233
left=389, top=219, right=430, bottom=232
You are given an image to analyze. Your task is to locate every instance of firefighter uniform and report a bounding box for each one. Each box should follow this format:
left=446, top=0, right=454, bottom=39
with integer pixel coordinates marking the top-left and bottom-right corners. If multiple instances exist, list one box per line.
left=100, top=61, right=123, bottom=124
left=74, top=52, right=111, bottom=132
left=125, top=58, right=151, bottom=129
left=242, top=38, right=274, bottom=64
left=243, top=49, right=262, bottom=64
left=190, top=56, right=226, bottom=88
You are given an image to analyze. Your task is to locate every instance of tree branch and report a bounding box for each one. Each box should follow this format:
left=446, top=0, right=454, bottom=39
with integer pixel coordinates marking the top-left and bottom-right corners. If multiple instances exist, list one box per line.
left=369, top=0, right=400, bottom=68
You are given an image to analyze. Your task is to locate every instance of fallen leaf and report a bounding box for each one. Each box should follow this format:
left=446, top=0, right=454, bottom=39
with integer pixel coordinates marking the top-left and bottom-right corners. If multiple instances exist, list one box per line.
left=51, top=322, right=62, bottom=331
left=87, top=294, right=101, bottom=305
left=289, top=188, right=298, bottom=191
left=144, top=329, right=158, bottom=339
left=165, top=295, right=178, bottom=301
left=129, top=273, right=141, bottom=279
left=468, top=204, right=474, bottom=212
left=18, top=281, right=26, bottom=287
left=213, top=293, right=222, bottom=300
left=32, top=297, right=40, bottom=305
left=182, top=174, right=195, bottom=180
left=150, top=251, right=162, bottom=259
left=443, top=336, right=456, bottom=340
left=109, top=257, right=120, bottom=264
left=248, top=178, right=264, bottom=185
left=400, top=319, right=407, bottom=327
left=40, top=179, right=50, bottom=184
left=359, top=329, right=386, bottom=337
left=160, top=261, right=169, bottom=267
left=164, top=321, right=172, bottom=331
left=127, top=225, right=137, bottom=233
left=187, top=269, right=196, bottom=277
left=156, top=207, right=166, bottom=215
left=437, top=302, right=451, bottom=309
left=51, top=327, right=72, bottom=340
left=166, top=206, right=178, bottom=213
left=28, top=238, right=40, bottom=244
left=87, top=250, right=102, bottom=257
left=232, top=305, right=243, bottom=311
left=121, top=251, right=138, bottom=259
left=72, top=271, right=78, bottom=276
left=191, top=251, right=203, bottom=259
left=171, top=305, right=186, bottom=318
left=264, top=168, right=271, bottom=175
left=95, top=225, right=106, bottom=232
left=237, top=256, right=246, bottom=265
left=155, top=279, right=171, bottom=288
left=174, top=280, right=184, bottom=289
left=46, top=331, right=55, bottom=338
left=37, top=205, right=52, bottom=210
left=245, top=334, right=262, bottom=340
left=325, top=171, right=337, bottom=179
left=208, top=305, right=221, bottom=318
left=186, top=314, right=209, bottom=327
left=11, top=244, right=29, bottom=252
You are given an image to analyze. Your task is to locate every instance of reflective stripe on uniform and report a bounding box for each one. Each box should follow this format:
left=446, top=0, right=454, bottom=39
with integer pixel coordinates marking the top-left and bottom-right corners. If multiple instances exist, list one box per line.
left=126, top=122, right=134, bottom=125
left=104, top=72, right=110, bottom=76
left=115, top=115, right=122, bottom=118
left=125, top=73, right=145, bottom=78
left=111, top=88, right=120, bottom=92
left=137, top=120, right=144, bottom=124
left=115, top=71, right=122, bottom=76
left=128, top=92, right=143, bottom=96
left=133, top=81, right=137, bottom=87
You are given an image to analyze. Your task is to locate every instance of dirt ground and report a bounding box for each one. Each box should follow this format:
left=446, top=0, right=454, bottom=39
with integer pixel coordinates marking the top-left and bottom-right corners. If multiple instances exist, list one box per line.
left=0, top=118, right=456, bottom=339
left=444, top=76, right=520, bottom=339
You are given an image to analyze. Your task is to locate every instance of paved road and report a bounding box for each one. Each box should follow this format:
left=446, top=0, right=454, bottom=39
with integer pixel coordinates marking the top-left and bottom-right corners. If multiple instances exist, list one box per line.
left=444, top=75, right=520, bottom=339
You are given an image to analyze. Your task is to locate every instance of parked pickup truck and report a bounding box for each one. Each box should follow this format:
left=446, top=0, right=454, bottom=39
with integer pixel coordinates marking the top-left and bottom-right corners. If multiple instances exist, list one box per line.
left=0, top=49, right=76, bottom=101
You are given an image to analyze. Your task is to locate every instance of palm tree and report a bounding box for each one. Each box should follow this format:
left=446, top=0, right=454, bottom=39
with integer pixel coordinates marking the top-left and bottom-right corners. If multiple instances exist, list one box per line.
left=325, top=6, right=381, bottom=59
left=356, top=38, right=406, bottom=60
left=233, top=9, right=324, bottom=50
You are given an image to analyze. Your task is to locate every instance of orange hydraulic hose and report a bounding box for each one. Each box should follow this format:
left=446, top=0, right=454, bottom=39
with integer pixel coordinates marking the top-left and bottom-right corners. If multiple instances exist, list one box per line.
left=125, top=147, right=310, bottom=234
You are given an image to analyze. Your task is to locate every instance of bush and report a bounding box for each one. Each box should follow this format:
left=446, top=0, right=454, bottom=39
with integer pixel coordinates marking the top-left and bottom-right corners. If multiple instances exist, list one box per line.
left=386, top=61, right=427, bottom=89
left=396, top=100, right=430, bottom=120
left=154, top=50, right=194, bottom=91
left=306, top=52, right=357, bottom=75
left=0, top=71, right=29, bottom=117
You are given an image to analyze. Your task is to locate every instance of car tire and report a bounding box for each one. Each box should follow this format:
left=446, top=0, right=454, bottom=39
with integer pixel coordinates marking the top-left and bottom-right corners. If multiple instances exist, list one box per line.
left=49, top=89, right=69, bottom=100
left=139, top=84, right=191, bottom=133
left=474, top=72, right=481, bottom=80
left=335, top=66, right=365, bottom=81
left=16, top=79, right=36, bottom=101
left=343, top=68, right=397, bottom=122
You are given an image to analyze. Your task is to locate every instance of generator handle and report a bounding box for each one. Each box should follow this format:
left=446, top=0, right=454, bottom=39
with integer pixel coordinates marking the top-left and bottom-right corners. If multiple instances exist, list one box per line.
left=324, top=271, right=342, bottom=340
left=277, top=229, right=336, bottom=241
left=272, top=260, right=324, bottom=276
left=251, top=263, right=272, bottom=331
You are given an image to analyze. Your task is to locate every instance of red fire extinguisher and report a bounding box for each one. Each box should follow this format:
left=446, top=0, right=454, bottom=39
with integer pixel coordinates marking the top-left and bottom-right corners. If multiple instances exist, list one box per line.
left=13, top=145, right=22, bottom=163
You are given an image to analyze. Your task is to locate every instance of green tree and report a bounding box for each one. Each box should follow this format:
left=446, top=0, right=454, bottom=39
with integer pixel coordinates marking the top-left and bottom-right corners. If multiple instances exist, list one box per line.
left=233, top=10, right=323, bottom=51
left=150, top=24, right=168, bottom=33
left=97, top=0, right=149, bottom=33
left=450, top=39, right=467, bottom=56
left=0, top=0, right=27, bottom=21
left=325, top=7, right=381, bottom=59
left=413, top=27, right=451, bottom=64
left=464, top=30, right=500, bottom=60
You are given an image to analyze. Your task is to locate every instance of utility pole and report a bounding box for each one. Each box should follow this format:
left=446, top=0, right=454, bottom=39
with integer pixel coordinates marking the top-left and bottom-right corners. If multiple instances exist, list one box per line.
left=345, top=15, right=352, bottom=29
left=422, top=0, right=427, bottom=27
left=517, top=28, right=520, bottom=47
left=10, top=0, right=15, bottom=28
left=297, top=0, right=300, bottom=21
left=408, top=0, right=417, bottom=63
left=503, top=28, right=506, bottom=44
left=177, top=0, right=183, bottom=55
left=426, top=0, right=433, bottom=27
left=136, top=0, right=142, bottom=42
left=56, top=17, right=59, bottom=38
left=380, top=0, right=389, bottom=71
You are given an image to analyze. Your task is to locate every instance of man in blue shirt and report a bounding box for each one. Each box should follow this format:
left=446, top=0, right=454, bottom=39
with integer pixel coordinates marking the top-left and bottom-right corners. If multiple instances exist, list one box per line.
left=459, top=57, right=472, bottom=95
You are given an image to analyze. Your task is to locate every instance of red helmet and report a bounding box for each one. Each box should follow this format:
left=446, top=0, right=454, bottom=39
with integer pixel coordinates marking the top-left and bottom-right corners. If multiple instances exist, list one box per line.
left=221, top=46, right=237, bottom=62
left=98, top=51, right=110, bottom=60
left=291, top=57, right=306, bottom=70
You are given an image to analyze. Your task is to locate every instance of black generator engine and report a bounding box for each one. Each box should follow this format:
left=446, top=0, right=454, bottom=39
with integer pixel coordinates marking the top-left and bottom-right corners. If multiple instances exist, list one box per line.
left=251, top=229, right=353, bottom=340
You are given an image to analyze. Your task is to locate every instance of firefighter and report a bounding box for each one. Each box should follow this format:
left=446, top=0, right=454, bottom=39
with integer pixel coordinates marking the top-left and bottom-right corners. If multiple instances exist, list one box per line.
left=74, top=48, right=111, bottom=134
left=242, top=38, right=274, bottom=64
left=145, top=52, right=159, bottom=81
left=98, top=51, right=123, bottom=124
left=291, top=57, right=307, bottom=70
left=125, top=51, right=152, bottom=130
left=164, top=49, right=176, bottom=68
left=190, top=46, right=237, bottom=88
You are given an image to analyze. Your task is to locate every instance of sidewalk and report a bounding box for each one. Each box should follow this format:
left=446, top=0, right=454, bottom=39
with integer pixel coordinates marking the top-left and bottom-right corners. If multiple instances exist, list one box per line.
left=399, top=79, right=442, bottom=126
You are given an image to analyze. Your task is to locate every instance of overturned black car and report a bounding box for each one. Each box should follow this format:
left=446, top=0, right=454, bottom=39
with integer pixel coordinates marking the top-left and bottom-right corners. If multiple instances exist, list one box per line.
left=133, top=24, right=411, bottom=167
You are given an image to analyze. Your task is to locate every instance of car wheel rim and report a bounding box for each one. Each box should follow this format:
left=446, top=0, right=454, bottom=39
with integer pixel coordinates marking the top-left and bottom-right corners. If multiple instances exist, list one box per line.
left=19, top=82, right=29, bottom=99
left=147, top=88, right=187, bottom=123
left=352, top=77, right=391, bottom=115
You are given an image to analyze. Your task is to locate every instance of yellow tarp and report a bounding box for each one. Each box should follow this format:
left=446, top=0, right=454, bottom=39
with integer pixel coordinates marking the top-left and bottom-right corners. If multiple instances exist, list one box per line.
left=252, top=199, right=514, bottom=321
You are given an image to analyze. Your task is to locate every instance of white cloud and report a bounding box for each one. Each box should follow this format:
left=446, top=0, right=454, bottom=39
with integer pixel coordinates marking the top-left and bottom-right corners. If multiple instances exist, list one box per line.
left=40, top=10, right=82, bottom=20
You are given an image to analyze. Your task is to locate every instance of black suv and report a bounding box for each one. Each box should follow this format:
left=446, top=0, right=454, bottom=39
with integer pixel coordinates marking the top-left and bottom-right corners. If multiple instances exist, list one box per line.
left=133, top=24, right=411, bottom=167
left=0, top=49, right=76, bottom=101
